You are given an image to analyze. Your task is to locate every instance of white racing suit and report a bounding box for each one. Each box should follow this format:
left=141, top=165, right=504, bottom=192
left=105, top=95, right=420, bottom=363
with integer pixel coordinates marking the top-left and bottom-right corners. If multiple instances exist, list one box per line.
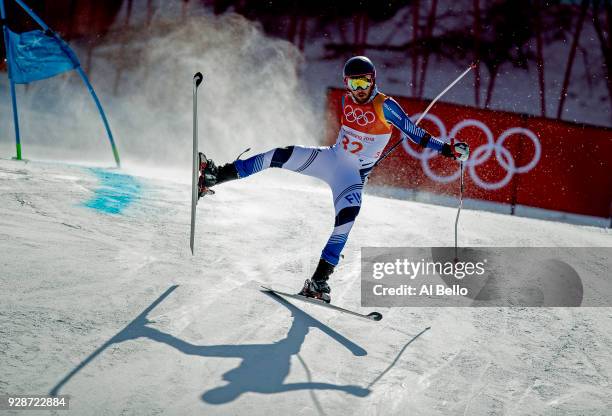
left=233, top=90, right=448, bottom=266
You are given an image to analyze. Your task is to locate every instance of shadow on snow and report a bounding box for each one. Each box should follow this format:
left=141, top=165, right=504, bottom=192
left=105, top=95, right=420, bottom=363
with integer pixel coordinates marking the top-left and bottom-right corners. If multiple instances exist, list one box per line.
left=50, top=285, right=429, bottom=407
left=50, top=285, right=372, bottom=404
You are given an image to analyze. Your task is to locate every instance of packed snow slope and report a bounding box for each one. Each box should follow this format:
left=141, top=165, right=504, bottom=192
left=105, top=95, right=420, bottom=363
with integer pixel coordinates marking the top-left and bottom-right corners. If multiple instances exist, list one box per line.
left=1, top=158, right=611, bottom=416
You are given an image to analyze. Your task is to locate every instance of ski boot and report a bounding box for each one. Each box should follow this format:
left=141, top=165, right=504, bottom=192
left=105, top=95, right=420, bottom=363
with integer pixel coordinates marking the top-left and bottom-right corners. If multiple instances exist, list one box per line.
left=299, top=258, right=334, bottom=303
left=198, top=153, right=239, bottom=198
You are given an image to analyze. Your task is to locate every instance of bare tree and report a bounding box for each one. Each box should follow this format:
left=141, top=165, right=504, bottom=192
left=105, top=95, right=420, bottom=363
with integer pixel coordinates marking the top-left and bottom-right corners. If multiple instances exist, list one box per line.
left=592, top=0, right=612, bottom=120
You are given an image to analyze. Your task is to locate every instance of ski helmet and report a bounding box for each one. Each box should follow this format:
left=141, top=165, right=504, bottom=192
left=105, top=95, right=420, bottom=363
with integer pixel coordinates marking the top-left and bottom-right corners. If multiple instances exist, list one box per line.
left=343, top=56, right=376, bottom=79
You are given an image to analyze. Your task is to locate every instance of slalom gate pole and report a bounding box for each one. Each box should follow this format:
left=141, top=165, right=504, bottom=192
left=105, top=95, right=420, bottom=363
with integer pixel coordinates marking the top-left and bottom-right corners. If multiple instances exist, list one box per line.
left=372, top=63, right=476, bottom=169
left=12, top=0, right=120, bottom=167
left=0, top=0, right=22, bottom=160
left=75, top=67, right=121, bottom=167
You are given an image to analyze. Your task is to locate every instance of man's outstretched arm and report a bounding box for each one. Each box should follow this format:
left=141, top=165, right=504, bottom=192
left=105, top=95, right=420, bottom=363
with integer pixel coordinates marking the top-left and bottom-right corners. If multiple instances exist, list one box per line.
left=382, top=97, right=469, bottom=161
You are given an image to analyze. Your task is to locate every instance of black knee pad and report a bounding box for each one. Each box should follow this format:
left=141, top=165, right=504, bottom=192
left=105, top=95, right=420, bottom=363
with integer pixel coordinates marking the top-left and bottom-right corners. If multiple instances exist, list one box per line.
left=270, top=146, right=295, bottom=168
left=334, top=206, right=361, bottom=227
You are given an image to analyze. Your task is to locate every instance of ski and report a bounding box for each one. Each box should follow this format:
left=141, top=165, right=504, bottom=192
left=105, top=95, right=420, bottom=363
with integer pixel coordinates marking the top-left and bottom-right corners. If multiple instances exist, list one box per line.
left=261, top=286, right=383, bottom=321
left=190, top=72, right=203, bottom=255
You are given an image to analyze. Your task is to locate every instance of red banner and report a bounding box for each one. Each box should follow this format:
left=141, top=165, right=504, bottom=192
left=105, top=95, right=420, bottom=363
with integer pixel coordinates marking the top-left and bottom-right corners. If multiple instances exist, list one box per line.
left=326, top=88, right=612, bottom=219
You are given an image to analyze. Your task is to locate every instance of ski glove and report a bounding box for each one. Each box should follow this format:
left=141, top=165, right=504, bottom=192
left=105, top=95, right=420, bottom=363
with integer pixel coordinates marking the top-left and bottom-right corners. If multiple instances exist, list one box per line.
left=441, top=138, right=470, bottom=162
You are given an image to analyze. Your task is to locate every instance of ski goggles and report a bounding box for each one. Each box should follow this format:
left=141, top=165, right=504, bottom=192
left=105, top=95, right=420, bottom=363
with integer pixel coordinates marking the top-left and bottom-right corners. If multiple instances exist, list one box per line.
left=346, top=76, right=373, bottom=91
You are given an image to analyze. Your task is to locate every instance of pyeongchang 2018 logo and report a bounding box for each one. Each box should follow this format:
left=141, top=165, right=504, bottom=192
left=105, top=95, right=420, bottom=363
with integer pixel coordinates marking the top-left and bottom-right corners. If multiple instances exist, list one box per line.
left=402, top=114, right=541, bottom=190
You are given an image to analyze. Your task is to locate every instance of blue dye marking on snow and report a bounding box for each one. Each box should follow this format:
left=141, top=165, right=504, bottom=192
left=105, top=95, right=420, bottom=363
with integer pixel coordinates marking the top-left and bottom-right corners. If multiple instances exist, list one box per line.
left=83, top=168, right=141, bottom=214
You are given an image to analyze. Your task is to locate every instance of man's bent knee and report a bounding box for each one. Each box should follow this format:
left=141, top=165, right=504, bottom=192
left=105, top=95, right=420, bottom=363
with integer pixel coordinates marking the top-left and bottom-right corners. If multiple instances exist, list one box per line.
left=270, top=146, right=295, bottom=168
left=334, top=206, right=360, bottom=226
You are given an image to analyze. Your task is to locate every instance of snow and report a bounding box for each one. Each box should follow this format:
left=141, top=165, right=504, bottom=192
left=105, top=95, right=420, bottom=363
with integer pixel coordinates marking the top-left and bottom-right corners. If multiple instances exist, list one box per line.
left=1, top=158, right=611, bottom=415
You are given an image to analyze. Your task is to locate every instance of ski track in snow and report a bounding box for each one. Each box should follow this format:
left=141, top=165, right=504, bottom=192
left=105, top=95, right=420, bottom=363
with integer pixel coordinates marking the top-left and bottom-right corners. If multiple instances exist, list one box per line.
left=0, top=159, right=611, bottom=415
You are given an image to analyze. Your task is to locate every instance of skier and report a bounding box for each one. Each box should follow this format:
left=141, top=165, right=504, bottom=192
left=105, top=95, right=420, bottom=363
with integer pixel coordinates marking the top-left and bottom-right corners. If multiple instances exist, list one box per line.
left=198, top=56, right=469, bottom=303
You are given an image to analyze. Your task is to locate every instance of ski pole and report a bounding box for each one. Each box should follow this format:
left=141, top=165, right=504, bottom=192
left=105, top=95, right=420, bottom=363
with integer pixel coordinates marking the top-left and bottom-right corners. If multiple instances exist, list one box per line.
left=454, top=161, right=464, bottom=262
left=372, top=62, right=477, bottom=169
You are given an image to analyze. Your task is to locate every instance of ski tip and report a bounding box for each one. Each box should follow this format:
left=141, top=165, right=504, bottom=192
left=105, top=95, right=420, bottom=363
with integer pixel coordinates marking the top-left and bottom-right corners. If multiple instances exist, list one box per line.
left=194, top=72, right=203, bottom=86
left=367, top=312, right=383, bottom=321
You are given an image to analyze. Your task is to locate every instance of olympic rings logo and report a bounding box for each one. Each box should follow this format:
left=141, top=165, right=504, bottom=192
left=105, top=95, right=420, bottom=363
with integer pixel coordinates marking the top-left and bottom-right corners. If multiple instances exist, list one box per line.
left=344, top=105, right=375, bottom=126
left=401, top=114, right=541, bottom=190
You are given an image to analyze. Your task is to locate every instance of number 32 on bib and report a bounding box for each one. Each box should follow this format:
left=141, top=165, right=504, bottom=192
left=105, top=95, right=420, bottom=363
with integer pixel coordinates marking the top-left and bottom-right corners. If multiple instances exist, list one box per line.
left=341, top=135, right=364, bottom=154
left=341, top=135, right=383, bottom=158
